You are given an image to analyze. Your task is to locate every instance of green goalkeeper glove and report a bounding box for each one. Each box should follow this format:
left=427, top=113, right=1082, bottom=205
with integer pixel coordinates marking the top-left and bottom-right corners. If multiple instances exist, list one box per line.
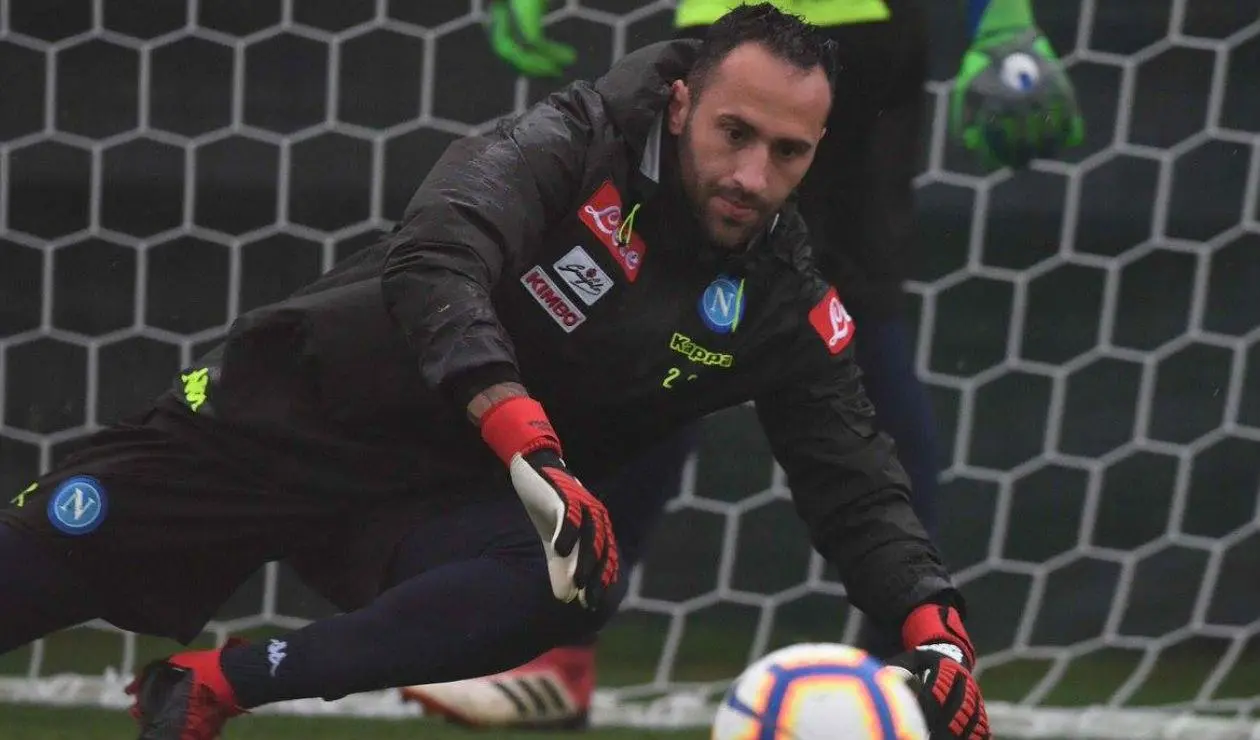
left=485, top=0, right=577, bottom=78
left=951, top=11, right=1084, bottom=169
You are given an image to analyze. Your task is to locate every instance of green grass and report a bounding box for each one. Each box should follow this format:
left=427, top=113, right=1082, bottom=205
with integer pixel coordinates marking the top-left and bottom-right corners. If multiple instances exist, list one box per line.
left=5, top=620, right=1258, bottom=705
left=0, top=705, right=710, bottom=740
left=3, top=614, right=1258, bottom=740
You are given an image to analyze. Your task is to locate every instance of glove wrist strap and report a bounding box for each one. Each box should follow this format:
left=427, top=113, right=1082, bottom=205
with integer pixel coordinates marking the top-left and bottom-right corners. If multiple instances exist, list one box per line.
left=479, top=396, right=562, bottom=465
left=902, top=603, right=977, bottom=669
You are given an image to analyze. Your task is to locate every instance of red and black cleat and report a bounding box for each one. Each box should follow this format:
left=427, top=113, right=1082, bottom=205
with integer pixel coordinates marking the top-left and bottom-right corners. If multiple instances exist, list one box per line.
left=125, top=637, right=248, bottom=740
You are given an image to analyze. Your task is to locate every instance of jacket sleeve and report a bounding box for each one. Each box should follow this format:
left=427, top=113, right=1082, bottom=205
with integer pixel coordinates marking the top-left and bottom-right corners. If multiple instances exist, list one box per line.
left=379, top=85, right=598, bottom=404
left=753, top=341, right=961, bottom=629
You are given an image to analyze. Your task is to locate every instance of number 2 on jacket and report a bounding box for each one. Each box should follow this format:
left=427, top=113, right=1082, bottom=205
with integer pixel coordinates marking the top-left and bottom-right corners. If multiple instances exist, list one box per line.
left=661, top=367, right=698, bottom=389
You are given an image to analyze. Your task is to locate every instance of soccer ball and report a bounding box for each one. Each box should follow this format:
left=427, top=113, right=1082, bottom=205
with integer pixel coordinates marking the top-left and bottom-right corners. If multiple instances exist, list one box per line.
left=711, top=643, right=929, bottom=740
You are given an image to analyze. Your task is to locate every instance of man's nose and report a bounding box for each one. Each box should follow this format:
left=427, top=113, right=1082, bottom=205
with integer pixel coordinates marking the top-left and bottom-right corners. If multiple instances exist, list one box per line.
left=731, top=145, right=770, bottom=196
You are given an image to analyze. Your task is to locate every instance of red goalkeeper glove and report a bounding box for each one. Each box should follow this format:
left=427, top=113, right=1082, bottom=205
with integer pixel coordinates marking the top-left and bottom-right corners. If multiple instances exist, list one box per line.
left=887, top=603, right=991, bottom=740
left=479, top=396, right=619, bottom=611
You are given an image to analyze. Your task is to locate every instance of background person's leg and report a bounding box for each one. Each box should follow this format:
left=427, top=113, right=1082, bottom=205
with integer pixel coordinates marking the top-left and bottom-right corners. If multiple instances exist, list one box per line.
left=855, top=317, right=942, bottom=541
left=792, top=0, right=939, bottom=660
left=851, top=314, right=943, bottom=660
left=600, top=424, right=699, bottom=570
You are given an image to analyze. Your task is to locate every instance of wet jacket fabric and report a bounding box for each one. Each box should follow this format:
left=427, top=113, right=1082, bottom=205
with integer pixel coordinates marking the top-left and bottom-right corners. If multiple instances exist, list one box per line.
left=198, top=39, right=959, bottom=626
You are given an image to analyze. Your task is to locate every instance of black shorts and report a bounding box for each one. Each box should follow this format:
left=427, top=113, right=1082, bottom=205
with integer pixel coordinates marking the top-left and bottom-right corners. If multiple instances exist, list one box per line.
left=678, top=0, right=930, bottom=319
left=0, top=393, right=505, bottom=644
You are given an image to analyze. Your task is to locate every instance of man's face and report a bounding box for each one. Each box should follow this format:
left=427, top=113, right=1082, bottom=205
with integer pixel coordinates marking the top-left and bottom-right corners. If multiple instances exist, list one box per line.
left=668, top=42, right=831, bottom=249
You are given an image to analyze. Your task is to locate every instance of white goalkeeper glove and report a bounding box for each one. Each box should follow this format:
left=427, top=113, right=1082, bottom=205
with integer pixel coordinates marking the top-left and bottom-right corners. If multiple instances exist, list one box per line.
left=478, top=396, right=619, bottom=610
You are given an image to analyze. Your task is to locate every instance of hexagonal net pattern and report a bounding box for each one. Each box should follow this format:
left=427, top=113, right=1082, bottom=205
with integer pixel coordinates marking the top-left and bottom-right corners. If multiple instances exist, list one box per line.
left=0, top=1, right=1258, bottom=737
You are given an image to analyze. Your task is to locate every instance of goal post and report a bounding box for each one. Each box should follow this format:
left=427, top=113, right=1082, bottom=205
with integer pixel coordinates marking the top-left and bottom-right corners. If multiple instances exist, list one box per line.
left=1, top=1, right=1258, bottom=738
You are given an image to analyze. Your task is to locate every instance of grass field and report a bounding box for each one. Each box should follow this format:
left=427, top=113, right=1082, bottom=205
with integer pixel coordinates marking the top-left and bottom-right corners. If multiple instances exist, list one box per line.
left=0, top=705, right=711, bottom=739
left=5, top=616, right=1259, bottom=705
left=2, top=612, right=1257, bottom=739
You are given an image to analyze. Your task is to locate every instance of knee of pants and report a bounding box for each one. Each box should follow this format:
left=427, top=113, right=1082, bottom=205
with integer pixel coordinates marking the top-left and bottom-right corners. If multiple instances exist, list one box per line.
left=380, top=493, right=627, bottom=663
left=512, top=553, right=627, bottom=645
left=494, top=548, right=627, bottom=658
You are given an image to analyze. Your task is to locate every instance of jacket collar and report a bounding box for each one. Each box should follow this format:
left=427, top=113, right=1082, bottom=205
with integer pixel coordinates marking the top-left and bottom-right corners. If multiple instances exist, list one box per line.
left=593, top=38, right=699, bottom=180
left=638, top=113, right=664, bottom=184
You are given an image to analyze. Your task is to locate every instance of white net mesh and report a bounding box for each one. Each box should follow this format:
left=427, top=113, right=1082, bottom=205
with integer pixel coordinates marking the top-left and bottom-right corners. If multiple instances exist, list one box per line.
left=1, top=1, right=1259, bottom=738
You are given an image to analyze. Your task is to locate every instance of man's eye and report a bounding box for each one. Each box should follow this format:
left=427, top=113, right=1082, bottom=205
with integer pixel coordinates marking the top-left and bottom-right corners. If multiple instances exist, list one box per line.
left=725, top=127, right=746, bottom=143
left=775, top=142, right=804, bottom=159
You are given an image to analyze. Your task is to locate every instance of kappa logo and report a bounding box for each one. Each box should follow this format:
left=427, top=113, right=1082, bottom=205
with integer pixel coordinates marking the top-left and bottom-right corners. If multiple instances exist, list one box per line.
left=181, top=367, right=210, bottom=412
left=669, top=332, right=734, bottom=368
left=553, top=246, right=613, bottom=306
left=10, top=482, right=36, bottom=508
left=521, top=266, right=586, bottom=332
left=808, top=287, right=855, bottom=355
left=47, top=476, right=108, bottom=536
left=578, top=180, right=646, bottom=282
left=268, top=639, right=289, bottom=677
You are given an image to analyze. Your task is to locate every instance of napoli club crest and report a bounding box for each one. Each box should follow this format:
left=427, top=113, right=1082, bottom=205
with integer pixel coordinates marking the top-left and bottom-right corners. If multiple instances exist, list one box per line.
left=699, top=275, right=745, bottom=334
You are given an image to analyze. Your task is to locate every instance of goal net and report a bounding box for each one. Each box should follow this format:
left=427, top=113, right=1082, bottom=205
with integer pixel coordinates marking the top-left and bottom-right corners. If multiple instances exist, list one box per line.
left=1, top=1, right=1258, bottom=738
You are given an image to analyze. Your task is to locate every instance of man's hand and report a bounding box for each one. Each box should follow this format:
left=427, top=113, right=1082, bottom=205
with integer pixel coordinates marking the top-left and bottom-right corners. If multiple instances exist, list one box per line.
left=951, top=27, right=1084, bottom=169
left=485, top=0, right=576, bottom=78
left=477, top=394, right=618, bottom=610
left=886, top=603, right=991, bottom=740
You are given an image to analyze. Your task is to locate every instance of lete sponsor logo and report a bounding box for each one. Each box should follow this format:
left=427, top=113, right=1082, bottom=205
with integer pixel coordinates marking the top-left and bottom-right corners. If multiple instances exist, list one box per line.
left=521, top=266, right=586, bottom=332
left=808, top=287, right=855, bottom=355
left=578, top=180, right=646, bottom=282
left=553, top=246, right=613, bottom=306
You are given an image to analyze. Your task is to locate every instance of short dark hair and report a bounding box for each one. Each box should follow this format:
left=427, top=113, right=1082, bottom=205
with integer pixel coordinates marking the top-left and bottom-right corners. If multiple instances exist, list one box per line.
left=686, top=3, right=837, bottom=99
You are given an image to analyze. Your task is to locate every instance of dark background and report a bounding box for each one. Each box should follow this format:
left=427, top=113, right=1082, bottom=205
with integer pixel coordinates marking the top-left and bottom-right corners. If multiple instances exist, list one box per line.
left=1, top=0, right=1258, bottom=685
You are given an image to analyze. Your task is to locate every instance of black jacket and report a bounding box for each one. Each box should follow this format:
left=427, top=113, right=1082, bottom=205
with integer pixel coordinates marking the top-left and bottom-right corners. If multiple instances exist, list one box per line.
left=200, top=39, right=958, bottom=626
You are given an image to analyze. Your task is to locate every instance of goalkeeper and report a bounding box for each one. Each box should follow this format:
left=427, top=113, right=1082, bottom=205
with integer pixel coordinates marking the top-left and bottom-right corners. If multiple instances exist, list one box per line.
left=407, top=0, right=1082, bottom=732
left=0, top=6, right=988, bottom=740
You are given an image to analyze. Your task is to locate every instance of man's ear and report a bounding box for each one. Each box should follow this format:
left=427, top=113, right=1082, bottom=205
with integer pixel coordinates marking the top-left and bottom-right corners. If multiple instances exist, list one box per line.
left=668, top=79, right=691, bottom=136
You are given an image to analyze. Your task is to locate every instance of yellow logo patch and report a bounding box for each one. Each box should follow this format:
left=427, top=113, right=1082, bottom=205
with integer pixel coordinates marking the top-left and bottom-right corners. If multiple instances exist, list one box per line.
left=10, top=482, right=37, bottom=508
left=181, top=367, right=210, bottom=412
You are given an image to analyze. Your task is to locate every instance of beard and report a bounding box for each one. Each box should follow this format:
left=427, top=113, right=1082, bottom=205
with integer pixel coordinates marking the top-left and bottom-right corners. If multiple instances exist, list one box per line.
left=678, top=117, right=774, bottom=251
